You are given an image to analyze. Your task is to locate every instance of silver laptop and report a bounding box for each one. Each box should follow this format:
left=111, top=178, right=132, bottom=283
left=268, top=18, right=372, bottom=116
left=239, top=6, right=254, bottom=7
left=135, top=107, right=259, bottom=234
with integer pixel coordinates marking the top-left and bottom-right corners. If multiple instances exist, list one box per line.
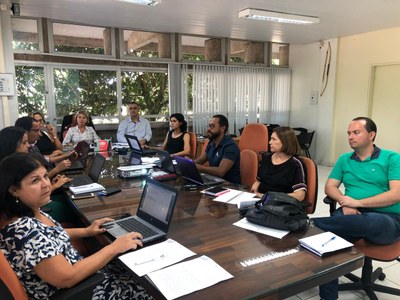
left=102, top=179, right=178, bottom=244
left=174, top=156, right=225, bottom=186
left=125, top=134, right=157, bottom=156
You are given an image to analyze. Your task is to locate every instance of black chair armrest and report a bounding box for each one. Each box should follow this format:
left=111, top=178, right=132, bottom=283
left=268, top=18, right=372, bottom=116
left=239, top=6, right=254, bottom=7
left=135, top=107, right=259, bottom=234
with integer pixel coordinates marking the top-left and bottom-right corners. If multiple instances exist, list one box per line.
left=50, top=273, right=104, bottom=300
left=323, top=196, right=337, bottom=215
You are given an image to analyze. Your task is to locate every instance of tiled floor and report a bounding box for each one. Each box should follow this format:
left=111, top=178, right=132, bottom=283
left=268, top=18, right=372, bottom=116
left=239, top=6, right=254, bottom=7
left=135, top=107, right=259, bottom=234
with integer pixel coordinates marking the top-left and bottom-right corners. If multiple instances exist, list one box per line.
left=288, top=165, right=400, bottom=300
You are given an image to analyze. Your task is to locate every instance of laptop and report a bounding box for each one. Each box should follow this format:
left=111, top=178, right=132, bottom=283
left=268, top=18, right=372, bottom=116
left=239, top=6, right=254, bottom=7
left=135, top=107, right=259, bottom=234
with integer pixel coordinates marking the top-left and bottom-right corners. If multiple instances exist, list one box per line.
left=65, top=153, right=106, bottom=187
left=174, top=156, right=225, bottom=186
left=125, top=134, right=157, bottom=156
left=150, top=150, right=178, bottom=181
left=69, top=141, right=91, bottom=171
left=102, top=179, right=178, bottom=244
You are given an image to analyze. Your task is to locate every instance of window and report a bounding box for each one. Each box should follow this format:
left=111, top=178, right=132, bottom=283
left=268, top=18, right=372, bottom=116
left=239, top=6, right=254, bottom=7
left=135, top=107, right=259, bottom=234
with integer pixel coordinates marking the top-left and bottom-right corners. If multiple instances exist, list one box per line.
left=230, top=39, right=265, bottom=64
left=122, top=30, right=172, bottom=59
left=271, top=43, right=289, bottom=66
left=121, top=70, right=169, bottom=119
left=15, top=66, right=46, bottom=116
left=54, top=68, right=118, bottom=123
left=52, top=23, right=112, bottom=55
left=12, top=18, right=40, bottom=51
left=180, top=35, right=223, bottom=63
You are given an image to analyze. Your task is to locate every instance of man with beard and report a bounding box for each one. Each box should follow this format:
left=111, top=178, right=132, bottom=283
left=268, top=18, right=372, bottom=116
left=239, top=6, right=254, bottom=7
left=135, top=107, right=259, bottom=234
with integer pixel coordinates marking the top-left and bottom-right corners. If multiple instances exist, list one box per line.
left=195, top=114, right=240, bottom=184
left=313, top=117, right=400, bottom=300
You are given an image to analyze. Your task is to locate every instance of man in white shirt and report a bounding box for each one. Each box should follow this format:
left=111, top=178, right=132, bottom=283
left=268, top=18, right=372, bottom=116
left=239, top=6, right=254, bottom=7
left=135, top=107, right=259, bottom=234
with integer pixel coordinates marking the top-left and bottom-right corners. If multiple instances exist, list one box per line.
left=117, top=102, right=152, bottom=146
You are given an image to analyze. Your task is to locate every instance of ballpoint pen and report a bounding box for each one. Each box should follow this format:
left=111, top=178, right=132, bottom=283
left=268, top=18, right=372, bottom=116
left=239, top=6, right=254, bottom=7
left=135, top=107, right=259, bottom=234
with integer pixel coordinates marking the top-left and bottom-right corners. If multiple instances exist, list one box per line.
left=321, top=236, right=336, bottom=247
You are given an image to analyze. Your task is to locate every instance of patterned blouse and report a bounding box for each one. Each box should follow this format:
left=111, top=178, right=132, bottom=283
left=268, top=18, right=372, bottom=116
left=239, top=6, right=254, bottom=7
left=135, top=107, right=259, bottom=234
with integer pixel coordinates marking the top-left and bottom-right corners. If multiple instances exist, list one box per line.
left=0, top=212, right=151, bottom=300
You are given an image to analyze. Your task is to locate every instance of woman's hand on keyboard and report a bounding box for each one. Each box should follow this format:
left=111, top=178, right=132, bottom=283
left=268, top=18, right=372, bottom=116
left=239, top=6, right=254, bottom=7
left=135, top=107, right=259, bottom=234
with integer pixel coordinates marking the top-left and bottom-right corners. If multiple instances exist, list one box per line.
left=111, top=232, right=143, bottom=254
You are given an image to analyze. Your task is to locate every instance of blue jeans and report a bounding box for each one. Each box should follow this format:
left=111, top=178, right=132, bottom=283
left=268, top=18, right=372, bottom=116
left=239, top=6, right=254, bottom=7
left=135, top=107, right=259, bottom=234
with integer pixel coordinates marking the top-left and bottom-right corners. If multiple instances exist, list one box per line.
left=313, top=208, right=400, bottom=300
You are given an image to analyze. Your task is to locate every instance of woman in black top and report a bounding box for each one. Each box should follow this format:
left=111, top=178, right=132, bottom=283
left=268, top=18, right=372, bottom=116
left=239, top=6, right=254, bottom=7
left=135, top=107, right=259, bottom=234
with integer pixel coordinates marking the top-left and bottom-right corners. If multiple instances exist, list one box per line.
left=32, top=112, right=63, bottom=155
left=160, top=113, right=191, bottom=156
left=250, top=126, right=307, bottom=201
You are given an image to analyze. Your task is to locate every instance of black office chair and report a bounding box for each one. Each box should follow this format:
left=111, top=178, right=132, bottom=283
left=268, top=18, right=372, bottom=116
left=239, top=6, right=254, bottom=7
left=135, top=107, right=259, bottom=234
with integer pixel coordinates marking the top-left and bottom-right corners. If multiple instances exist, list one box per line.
left=323, top=197, right=400, bottom=300
left=296, top=130, right=315, bottom=158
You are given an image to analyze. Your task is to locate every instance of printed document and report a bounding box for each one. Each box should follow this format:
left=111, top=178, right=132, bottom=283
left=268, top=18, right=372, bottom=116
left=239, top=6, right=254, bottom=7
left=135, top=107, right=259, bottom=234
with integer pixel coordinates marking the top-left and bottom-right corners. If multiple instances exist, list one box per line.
left=147, top=255, right=233, bottom=300
left=118, top=239, right=195, bottom=276
left=233, top=218, right=289, bottom=239
left=213, top=189, right=258, bottom=208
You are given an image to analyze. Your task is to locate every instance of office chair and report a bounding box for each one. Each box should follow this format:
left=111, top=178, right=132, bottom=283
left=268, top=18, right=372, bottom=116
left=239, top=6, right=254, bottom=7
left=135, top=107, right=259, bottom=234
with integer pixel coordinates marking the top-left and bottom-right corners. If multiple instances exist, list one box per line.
left=296, top=130, right=315, bottom=158
left=298, top=156, right=318, bottom=214
left=187, top=132, right=197, bottom=158
left=0, top=250, right=104, bottom=300
left=323, top=197, right=400, bottom=299
left=239, top=123, right=269, bottom=160
left=240, top=149, right=258, bottom=189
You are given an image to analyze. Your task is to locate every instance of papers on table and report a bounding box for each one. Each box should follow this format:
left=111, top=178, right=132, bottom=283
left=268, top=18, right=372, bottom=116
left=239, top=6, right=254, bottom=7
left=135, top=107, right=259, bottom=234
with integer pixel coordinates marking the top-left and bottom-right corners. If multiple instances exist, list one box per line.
left=112, top=142, right=129, bottom=149
left=69, top=183, right=105, bottom=194
left=147, top=255, right=233, bottom=300
left=213, top=189, right=258, bottom=209
left=141, top=156, right=160, bottom=164
left=119, top=239, right=233, bottom=299
left=117, top=164, right=155, bottom=172
left=299, top=231, right=353, bottom=257
left=119, top=239, right=195, bottom=277
left=233, top=217, right=289, bottom=239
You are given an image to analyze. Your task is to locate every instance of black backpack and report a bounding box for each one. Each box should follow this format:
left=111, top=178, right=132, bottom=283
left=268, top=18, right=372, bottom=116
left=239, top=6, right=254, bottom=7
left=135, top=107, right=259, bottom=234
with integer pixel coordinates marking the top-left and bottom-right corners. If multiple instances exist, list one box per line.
left=246, top=191, right=310, bottom=232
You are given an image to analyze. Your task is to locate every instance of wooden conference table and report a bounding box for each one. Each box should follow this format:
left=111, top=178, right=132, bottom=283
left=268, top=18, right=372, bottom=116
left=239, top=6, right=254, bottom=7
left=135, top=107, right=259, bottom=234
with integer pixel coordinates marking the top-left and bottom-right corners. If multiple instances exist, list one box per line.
left=67, top=152, right=364, bottom=300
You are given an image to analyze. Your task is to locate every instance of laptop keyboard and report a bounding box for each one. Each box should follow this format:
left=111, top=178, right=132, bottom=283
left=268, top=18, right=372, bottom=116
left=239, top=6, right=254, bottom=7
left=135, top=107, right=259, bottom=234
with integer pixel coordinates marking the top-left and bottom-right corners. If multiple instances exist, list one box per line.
left=71, top=176, right=94, bottom=186
left=117, top=218, right=158, bottom=239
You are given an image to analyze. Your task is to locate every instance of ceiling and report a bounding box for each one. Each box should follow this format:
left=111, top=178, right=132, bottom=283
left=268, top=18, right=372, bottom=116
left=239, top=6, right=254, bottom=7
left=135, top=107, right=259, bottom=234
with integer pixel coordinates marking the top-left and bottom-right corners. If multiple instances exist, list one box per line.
left=13, top=0, right=400, bottom=44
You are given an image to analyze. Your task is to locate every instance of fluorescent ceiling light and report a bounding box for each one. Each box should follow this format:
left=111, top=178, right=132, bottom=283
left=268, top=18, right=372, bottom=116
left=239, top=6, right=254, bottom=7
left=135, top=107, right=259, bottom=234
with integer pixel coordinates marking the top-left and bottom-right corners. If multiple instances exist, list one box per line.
left=239, top=8, right=319, bottom=25
left=116, top=0, right=160, bottom=6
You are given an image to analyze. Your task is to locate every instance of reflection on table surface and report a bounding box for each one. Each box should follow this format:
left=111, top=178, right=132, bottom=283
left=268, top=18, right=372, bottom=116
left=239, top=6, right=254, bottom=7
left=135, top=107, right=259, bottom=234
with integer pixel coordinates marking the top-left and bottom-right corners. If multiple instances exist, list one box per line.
left=68, top=151, right=364, bottom=300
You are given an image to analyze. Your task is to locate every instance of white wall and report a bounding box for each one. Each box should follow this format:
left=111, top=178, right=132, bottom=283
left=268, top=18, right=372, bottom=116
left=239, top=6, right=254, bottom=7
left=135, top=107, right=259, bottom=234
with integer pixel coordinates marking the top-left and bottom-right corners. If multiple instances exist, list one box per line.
left=333, top=27, right=400, bottom=159
left=289, top=39, right=338, bottom=166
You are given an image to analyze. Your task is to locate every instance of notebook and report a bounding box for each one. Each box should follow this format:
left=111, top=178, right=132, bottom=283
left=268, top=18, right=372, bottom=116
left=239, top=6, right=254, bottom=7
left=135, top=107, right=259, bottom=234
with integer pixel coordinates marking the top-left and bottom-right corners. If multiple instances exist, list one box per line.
left=125, top=134, right=157, bottom=156
left=102, top=179, right=178, bottom=244
left=174, top=156, right=225, bottom=186
left=69, top=141, right=91, bottom=171
left=65, top=153, right=106, bottom=187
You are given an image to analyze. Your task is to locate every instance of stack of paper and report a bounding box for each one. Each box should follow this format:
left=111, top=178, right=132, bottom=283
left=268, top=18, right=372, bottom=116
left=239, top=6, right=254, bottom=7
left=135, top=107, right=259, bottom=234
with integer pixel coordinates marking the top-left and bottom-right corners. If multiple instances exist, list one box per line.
left=69, top=183, right=105, bottom=195
left=299, top=231, right=353, bottom=257
left=213, top=189, right=258, bottom=208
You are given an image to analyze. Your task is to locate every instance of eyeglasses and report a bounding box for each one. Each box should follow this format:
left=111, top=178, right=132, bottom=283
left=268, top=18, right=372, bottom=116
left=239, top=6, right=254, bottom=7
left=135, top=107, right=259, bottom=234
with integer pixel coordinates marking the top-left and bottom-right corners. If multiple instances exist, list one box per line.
left=208, top=124, right=216, bottom=129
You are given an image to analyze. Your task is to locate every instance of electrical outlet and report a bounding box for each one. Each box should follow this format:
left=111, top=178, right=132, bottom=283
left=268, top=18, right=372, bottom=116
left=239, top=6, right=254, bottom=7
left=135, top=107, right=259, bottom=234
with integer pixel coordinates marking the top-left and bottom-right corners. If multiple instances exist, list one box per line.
left=310, top=91, right=318, bottom=105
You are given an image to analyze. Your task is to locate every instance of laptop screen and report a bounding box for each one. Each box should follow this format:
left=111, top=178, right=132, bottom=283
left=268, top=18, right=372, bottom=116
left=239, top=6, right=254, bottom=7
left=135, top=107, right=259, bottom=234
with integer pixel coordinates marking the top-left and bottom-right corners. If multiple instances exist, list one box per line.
left=88, top=153, right=106, bottom=181
left=137, top=179, right=178, bottom=229
left=125, top=134, right=142, bottom=152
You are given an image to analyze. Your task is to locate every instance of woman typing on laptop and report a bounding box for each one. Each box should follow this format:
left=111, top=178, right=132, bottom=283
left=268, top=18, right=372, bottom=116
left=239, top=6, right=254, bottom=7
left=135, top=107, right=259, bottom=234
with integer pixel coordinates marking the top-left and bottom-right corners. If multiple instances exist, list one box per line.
left=145, top=113, right=191, bottom=157
left=0, top=153, right=152, bottom=299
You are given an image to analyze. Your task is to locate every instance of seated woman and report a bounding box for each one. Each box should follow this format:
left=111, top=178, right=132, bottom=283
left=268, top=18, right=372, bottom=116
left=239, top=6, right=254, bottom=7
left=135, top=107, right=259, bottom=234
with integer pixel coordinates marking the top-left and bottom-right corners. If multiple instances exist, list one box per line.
left=0, top=126, right=71, bottom=191
left=0, top=153, right=151, bottom=299
left=62, top=110, right=100, bottom=146
left=250, top=126, right=307, bottom=201
left=150, top=113, right=190, bottom=157
left=32, top=111, right=63, bottom=155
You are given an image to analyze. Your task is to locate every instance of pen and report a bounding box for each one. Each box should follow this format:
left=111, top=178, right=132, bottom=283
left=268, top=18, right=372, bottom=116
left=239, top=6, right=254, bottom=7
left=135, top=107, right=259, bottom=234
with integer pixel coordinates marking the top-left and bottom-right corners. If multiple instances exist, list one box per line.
left=321, top=236, right=336, bottom=247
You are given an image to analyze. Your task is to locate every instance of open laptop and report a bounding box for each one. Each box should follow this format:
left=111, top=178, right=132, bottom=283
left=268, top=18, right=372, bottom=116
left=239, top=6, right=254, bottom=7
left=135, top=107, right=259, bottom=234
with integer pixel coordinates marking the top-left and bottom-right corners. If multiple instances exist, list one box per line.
left=102, top=179, right=178, bottom=244
left=174, top=156, right=225, bottom=186
left=150, top=150, right=178, bottom=181
left=65, top=153, right=106, bottom=187
left=125, top=134, right=157, bottom=156
left=69, top=141, right=91, bottom=171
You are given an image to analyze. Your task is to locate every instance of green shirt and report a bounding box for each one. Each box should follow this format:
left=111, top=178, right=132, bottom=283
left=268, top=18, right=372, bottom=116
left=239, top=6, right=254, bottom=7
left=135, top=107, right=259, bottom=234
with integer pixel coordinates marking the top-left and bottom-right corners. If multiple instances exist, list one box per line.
left=329, top=147, right=400, bottom=214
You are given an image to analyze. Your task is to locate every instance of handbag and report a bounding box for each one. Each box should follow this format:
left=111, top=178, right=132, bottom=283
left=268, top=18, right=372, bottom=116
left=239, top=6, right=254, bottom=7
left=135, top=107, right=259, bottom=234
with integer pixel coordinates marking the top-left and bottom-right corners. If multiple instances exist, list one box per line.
left=246, top=191, right=310, bottom=232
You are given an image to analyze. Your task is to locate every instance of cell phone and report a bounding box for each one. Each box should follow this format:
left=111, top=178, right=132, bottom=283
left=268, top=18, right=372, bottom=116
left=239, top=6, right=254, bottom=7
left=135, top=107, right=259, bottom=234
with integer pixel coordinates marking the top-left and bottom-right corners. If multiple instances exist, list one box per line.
left=204, top=186, right=229, bottom=196
left=71, top=192, right=94, bottom=200
left=100, top=187, right=121, bottom=196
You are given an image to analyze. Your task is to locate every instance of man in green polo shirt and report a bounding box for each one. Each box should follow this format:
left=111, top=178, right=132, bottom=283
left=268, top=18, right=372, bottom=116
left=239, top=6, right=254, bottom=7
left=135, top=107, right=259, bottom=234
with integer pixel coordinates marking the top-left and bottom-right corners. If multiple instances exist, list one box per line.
left=313, top=117, right=400, bottom=300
